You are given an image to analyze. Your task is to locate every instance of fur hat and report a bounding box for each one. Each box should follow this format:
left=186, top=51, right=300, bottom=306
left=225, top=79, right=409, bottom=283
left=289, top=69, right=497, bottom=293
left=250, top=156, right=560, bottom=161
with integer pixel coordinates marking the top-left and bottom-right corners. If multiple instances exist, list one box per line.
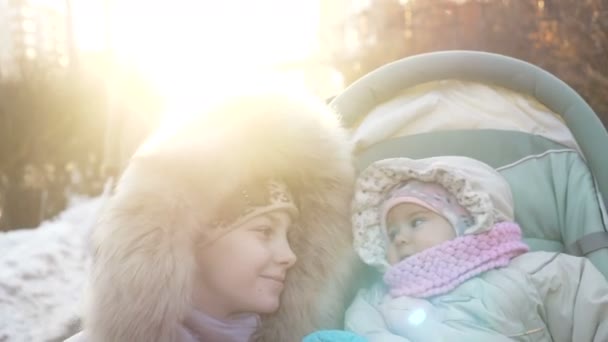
left=82, top=89, right=360, bottom=342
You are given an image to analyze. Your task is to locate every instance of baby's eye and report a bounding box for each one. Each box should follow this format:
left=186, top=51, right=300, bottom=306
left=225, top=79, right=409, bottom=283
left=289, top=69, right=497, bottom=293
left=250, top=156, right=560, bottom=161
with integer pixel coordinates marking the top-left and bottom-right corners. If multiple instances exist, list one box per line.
left=387, top=228, right=398, bottom=241
left=411, top=218, right=425, bottom=228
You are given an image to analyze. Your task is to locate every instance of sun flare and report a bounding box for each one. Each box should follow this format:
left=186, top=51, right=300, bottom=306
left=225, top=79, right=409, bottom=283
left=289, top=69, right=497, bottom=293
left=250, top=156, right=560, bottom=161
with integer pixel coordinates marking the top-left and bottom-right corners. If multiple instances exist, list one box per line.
left=74, top=0, right=323, bottom=112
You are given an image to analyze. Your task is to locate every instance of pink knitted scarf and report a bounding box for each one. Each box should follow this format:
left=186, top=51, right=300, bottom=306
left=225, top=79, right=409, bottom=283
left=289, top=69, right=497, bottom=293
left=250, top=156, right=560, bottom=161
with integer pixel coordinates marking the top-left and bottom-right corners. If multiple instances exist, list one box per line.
left=384, top=222, right=529, bottom=298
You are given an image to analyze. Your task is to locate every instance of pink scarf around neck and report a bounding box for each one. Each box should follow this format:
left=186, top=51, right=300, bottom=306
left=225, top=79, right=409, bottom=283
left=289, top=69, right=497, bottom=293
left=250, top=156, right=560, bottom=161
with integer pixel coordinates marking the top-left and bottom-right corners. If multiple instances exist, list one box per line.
left=180, top=309, right=260, bottom=342
left=384, top=221, right=529, bottom=298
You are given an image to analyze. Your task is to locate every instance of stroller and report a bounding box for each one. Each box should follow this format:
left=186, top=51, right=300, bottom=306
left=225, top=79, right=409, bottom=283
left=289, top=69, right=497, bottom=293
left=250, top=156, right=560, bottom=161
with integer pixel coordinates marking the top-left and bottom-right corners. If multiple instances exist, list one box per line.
left=330, top=50, right=608, bottom=278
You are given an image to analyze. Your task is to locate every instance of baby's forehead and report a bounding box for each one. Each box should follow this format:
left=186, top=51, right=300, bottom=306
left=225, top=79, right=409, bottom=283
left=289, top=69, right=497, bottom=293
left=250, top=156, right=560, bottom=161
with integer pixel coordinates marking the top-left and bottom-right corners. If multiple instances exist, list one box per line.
left=387, top=179, right=450, bottom=198
left=387, top=202, right=433, bottom=216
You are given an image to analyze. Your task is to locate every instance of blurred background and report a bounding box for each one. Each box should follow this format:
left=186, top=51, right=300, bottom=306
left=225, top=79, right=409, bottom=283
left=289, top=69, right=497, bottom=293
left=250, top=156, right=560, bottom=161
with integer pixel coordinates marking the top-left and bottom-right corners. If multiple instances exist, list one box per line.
left=0, top=0, right=606, bottom=231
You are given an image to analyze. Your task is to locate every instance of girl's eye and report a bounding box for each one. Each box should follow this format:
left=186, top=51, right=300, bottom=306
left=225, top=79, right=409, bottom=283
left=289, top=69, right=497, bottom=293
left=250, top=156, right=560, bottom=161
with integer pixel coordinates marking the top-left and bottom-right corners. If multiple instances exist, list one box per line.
left=256, top=226, right=273, bottom=239
left=411, top=218, right=425, bottom=228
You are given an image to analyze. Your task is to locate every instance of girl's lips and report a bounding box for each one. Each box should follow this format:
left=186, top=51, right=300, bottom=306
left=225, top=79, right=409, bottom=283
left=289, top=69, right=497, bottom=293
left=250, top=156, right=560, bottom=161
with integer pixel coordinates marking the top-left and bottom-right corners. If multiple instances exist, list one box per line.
left=261, top=275, right=285, bottom=283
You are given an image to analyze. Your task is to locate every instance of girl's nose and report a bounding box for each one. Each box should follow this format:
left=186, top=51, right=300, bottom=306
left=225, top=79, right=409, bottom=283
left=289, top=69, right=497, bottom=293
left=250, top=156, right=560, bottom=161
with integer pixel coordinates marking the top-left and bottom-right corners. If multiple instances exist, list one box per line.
left=277, top=238, right=297, bottom=268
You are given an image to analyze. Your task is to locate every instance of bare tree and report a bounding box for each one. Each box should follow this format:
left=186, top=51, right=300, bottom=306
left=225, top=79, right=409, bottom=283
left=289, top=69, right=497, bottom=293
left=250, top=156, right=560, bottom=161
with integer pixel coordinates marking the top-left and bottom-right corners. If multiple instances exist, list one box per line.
left=329, top=0, right=607, bottom=124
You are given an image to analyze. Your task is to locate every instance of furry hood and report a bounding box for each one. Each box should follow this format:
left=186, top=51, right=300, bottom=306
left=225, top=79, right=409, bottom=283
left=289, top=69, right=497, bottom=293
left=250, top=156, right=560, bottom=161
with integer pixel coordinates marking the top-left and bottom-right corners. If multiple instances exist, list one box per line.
left=82, top=91, right=359, bottom=341
left=352, top=156, right=514, bottom=271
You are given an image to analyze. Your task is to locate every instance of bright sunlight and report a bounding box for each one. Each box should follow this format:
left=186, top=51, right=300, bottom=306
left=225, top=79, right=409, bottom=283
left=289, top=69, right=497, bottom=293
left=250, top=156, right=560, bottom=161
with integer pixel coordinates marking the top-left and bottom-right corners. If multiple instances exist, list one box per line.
left=73, top=0, right=326, bottom=115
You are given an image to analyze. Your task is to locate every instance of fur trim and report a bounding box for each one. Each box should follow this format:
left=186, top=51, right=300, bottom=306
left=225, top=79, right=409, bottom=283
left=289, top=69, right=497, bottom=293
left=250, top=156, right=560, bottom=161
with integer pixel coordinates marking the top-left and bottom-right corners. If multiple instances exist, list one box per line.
left=352, top=156, right=514, bottom=271
left=82, top=91, right=360, bottom=342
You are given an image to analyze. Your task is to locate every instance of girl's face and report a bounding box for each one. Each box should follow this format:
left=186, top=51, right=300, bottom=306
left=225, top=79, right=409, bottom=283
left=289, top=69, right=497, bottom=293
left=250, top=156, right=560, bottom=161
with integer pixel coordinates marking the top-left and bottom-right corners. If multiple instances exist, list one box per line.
left=194, top=210, right=297, bottom=319
left=386, top=203, right=455, bottom=264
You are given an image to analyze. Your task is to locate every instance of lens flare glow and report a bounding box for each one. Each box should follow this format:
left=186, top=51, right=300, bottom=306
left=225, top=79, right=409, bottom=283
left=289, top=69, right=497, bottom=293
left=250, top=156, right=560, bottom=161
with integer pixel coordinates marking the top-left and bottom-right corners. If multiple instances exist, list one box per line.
left=408, top=308, right=427, bottom=326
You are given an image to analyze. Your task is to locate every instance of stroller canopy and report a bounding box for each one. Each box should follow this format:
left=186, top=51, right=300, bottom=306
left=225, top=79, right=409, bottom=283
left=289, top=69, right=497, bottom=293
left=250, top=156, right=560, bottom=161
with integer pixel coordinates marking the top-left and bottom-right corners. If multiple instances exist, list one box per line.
left=331, top=50, right=608, bottom=277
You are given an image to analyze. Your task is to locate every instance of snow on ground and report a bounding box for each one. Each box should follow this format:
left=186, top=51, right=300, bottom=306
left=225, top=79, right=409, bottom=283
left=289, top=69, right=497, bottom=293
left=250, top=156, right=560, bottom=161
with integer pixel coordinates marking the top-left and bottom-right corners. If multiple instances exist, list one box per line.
left=0, top=196, right=105, bottom=342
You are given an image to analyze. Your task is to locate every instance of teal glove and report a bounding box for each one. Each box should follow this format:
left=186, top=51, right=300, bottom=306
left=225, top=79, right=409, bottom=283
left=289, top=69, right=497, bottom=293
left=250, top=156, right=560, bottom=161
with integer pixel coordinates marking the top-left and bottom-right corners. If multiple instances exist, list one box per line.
left=303, top=330, right=367, bottom=342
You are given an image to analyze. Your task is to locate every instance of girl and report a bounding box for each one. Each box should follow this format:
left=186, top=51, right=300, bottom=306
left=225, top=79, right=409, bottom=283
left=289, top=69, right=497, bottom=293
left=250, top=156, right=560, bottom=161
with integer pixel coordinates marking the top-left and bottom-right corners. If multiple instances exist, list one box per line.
left=67, top=90, right=360, bottom=341
left=345, top=156, right=608, bottom=341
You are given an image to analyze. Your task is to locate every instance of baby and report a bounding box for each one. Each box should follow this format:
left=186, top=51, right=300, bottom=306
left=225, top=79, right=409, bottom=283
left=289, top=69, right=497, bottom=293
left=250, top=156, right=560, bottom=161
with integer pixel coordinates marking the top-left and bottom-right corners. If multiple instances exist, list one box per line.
left=345, top=156, right=608, bottom=341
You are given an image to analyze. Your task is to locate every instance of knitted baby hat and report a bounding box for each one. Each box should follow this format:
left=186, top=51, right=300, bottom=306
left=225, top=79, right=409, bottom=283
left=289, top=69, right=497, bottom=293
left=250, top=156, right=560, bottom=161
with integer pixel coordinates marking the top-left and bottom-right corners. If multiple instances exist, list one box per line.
left=381, top=180, right=475, bottom=237
left=352, top=156, right=514, bottom=271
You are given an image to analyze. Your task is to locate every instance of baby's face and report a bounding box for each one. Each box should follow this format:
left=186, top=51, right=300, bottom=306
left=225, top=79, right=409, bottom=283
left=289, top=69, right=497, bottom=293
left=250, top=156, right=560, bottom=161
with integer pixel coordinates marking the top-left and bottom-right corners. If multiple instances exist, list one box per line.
left=385, top=203, right=456, bottom=264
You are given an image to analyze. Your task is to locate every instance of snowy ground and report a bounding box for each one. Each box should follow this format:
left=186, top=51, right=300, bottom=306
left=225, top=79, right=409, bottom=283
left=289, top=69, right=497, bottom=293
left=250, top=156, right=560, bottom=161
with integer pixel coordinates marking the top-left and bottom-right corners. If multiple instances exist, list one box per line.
left=0, top=196, right=105, bottom=342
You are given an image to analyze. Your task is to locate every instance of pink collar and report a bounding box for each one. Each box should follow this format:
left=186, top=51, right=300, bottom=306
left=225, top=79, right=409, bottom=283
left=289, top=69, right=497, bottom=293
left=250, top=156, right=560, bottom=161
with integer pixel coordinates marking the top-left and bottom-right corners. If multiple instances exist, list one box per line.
left=181, top=310, right=260, bottom=342
left=384, top=222, right=529, bottom=298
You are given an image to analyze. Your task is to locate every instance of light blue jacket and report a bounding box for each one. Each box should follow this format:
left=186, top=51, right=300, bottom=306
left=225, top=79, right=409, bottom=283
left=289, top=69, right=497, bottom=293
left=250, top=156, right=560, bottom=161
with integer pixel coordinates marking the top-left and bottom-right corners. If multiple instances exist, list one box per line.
left=345, top=252, right=608, bottom=341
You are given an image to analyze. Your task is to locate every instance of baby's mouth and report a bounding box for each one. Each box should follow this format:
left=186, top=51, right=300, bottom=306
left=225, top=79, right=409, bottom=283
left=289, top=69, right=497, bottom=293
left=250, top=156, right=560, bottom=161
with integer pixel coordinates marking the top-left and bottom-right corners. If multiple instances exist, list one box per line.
left=398, top=249, right=414, bottom=260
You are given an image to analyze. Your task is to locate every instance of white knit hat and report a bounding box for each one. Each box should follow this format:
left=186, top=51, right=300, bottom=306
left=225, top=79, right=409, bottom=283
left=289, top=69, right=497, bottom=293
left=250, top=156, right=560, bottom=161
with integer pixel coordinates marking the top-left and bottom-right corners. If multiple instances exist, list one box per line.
left=352, top=156, right=514, bottom=271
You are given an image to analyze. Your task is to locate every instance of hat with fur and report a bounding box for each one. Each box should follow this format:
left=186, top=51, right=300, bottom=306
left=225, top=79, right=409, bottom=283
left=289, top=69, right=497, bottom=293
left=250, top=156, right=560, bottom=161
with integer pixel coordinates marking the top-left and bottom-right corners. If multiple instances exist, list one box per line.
left=352, top=156, right=514, bottom=271
left=82, top=89, right=360, bottom=342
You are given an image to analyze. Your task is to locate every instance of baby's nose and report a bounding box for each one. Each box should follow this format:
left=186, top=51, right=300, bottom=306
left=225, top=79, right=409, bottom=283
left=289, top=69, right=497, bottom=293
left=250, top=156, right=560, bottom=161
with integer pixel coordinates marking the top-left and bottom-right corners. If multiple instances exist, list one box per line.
left=394, top=231, right=410, bottom=245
